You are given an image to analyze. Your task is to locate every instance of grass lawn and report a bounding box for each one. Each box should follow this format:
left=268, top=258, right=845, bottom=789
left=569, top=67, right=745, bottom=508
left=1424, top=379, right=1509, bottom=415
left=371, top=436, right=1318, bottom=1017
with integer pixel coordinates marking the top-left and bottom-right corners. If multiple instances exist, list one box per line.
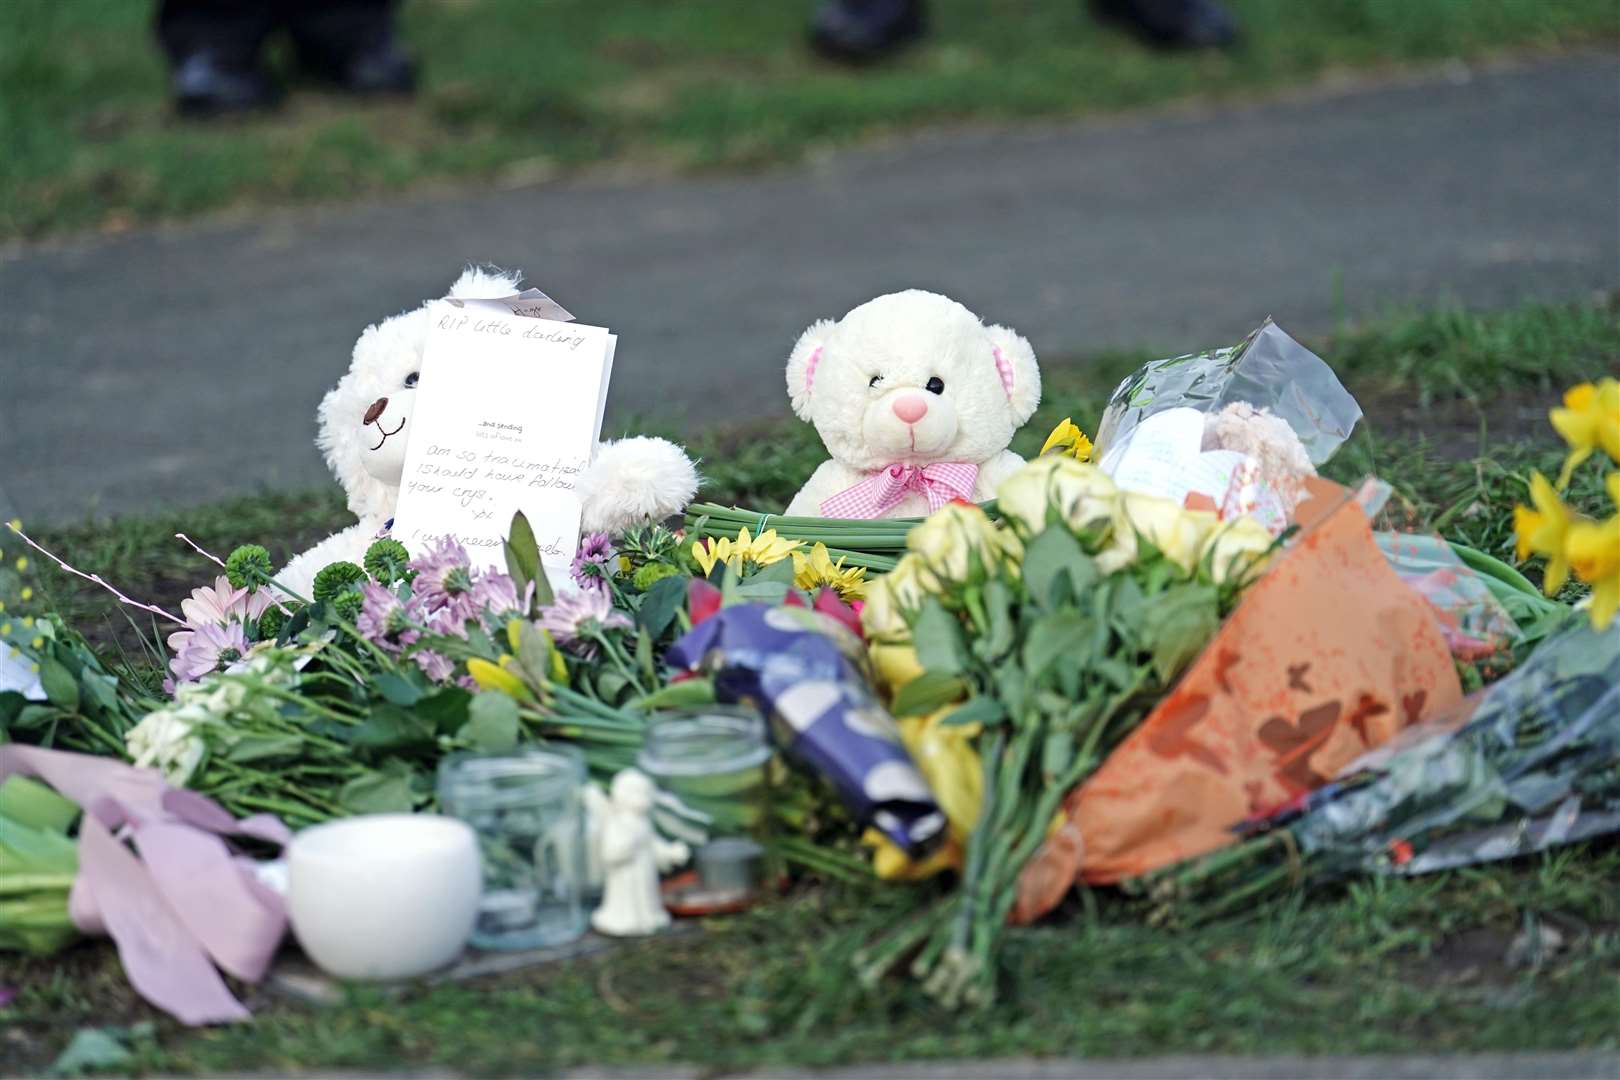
left=5, top=298, right=1619, bottom=1073
left=3, top=0, right=1618, bottom=243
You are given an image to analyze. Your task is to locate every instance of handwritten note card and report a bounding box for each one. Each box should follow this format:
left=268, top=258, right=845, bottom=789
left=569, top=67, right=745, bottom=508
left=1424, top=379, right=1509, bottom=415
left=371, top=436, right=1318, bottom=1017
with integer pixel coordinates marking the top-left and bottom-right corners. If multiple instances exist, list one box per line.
left=391, top=295, right=615, bottom=583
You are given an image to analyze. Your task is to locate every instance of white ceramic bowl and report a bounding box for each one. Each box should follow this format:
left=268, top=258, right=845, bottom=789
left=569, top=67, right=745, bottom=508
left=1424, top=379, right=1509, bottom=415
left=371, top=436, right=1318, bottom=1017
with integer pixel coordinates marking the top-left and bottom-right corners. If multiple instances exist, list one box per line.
left=287, top=813, right=480, bottom=980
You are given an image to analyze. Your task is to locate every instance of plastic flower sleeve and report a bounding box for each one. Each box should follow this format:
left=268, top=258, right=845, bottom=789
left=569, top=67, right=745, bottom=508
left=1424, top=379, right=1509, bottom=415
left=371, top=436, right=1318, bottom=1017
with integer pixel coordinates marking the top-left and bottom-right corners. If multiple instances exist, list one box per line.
left=1375, top=531, right=1523, bottom=672
left=1092, top=319, right=1363, bottom=467
left=1276, top=617, right=1620, bottom=879
left=664, top=604, right=946, bottom=854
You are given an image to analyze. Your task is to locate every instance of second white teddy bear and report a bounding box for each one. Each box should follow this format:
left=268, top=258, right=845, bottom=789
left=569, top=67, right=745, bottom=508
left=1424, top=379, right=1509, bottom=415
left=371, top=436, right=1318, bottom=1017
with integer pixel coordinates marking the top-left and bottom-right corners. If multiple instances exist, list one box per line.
left=784, top=290, right=1041, bottom=519
left=278, top=268, right=699, bottom=597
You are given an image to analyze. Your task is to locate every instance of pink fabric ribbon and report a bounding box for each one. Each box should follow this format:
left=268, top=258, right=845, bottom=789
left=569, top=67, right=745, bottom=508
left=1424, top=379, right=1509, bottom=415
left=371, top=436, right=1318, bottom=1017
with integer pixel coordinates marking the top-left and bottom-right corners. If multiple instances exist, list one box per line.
left=819, top=461, right=979, bottom=518
left=1, top=744, right=289, bottom=1025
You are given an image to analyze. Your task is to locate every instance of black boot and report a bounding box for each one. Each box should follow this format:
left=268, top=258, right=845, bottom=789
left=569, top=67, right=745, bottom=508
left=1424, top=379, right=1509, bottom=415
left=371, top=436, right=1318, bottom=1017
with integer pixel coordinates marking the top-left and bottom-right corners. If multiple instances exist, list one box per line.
left=171, top=51, right=282, bottom=116
left=285, top=0, right=417, bottom=95
left=811, top=0, right=927, bottom=63
left=1090, top=0, right=1238, bottom=49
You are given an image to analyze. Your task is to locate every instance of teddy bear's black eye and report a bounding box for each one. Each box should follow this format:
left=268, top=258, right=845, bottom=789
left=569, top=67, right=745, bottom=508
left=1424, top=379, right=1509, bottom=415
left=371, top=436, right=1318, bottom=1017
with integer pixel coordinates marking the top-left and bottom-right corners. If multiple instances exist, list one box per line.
left=926, top=376, right=945, bottom=395
left=868, top=374, right=882, bottom=388
left=404, top=372, right=419, bottom=388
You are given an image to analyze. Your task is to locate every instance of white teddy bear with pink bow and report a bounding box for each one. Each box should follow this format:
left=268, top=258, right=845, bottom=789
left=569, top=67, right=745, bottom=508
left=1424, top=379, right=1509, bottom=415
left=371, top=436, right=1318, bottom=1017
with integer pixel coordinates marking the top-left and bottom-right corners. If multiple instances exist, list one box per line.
left=784, top=290, right=1042, bottom=519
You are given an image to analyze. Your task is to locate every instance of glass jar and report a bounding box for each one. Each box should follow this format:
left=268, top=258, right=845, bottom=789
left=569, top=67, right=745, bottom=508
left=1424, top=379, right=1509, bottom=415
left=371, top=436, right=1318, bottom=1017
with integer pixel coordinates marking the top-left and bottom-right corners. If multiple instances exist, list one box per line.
left=437, top=745, right=588, bottom=951
left=637, top=710, right=772, bottom=848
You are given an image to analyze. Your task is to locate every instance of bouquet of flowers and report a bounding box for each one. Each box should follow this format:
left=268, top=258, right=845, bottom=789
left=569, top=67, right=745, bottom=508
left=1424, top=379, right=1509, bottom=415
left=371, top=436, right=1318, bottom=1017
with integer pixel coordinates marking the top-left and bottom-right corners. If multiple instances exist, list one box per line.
left=851, top=454, right=1276, bottom=1007
left=1136, top=616, right=1620, bottom=927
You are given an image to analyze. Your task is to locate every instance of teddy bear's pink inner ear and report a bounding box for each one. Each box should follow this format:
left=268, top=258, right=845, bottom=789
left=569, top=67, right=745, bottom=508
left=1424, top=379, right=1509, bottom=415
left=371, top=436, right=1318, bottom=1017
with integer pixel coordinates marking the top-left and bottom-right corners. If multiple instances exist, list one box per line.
left=804, top=345, right=824, bottom=396
left=992, top=346, right=1015, bottom=399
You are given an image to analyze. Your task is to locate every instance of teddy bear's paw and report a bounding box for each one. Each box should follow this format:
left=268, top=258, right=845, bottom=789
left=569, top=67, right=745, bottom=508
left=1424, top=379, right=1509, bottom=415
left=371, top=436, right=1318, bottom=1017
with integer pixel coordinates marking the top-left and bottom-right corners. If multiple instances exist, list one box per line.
left=578, top=436, right=700, bottom=535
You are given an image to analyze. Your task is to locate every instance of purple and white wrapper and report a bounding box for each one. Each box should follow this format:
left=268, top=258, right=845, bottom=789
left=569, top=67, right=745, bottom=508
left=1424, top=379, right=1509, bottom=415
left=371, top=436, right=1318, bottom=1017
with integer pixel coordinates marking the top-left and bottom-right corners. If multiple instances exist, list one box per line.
left=666, top=604, right=946, bottom=854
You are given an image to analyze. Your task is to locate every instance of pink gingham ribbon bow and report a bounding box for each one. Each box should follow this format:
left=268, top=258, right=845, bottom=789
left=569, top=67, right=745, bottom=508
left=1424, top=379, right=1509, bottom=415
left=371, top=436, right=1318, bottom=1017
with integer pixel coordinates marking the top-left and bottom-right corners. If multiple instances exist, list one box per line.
left=820, top=461, right=979, bottom=518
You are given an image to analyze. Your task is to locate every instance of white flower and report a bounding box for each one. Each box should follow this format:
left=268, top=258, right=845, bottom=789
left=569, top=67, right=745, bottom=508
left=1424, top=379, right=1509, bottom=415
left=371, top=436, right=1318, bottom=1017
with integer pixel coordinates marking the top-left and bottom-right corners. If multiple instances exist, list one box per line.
left=1200, top=515, right=1278, bottom=588
left=996, top=456, right=1119, bottom=538
left=905, top=502, right=1015, bottom=585
left=126, top=708, right=207, bottom=786
left=1111, top=493, right=1219, bottom=576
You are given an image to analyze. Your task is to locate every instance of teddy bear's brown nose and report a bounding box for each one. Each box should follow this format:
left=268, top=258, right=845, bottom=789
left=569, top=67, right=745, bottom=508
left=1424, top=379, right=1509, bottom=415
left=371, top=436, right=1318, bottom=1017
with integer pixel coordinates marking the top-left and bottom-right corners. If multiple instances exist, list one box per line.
left=363, top=397, right=389, bottom=425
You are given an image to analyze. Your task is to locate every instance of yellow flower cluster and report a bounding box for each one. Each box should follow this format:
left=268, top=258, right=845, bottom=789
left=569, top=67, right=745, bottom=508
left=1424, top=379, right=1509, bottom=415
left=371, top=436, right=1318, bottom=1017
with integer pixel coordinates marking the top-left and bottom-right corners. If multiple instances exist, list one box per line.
left=997, top=455, right=1275, bottom=587
left=691, top=527, right=803, bottom=578
left=1515, top=379, right=1620, bottom=629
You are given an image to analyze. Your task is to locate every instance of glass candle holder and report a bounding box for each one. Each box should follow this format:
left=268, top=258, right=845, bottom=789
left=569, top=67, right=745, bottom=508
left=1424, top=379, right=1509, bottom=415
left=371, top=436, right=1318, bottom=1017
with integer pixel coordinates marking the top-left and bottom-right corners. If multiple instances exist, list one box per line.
left=637, top=710, right=772, bottom=848
left=437, top=745, right=588, bottom=951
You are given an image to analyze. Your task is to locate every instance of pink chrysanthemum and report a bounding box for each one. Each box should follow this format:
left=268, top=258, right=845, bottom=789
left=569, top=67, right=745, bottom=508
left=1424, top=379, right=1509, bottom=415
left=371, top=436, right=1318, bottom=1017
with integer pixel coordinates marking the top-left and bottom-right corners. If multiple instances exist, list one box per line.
left=180, top=576, right=273, bottom=627
left=167, top=621, right=250, bottom=684
left=570, top=532, right=617, bottom=592
left=536, top=588, right=631, bottom=657
left=357, top=582, right=420, bottom=652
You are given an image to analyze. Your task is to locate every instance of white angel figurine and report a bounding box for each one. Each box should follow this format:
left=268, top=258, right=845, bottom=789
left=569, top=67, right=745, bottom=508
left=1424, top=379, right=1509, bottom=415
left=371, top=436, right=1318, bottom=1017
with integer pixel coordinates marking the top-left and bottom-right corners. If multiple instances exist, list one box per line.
left=590, top=770, right=689, bottom=937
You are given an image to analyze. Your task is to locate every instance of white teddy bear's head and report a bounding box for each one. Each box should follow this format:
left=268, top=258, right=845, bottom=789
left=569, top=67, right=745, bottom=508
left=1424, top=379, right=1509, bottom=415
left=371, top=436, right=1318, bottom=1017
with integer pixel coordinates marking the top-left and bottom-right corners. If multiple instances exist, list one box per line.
left=316, top=266, right=524, bottom=521
left=785, top=290, right=1041, bottom=473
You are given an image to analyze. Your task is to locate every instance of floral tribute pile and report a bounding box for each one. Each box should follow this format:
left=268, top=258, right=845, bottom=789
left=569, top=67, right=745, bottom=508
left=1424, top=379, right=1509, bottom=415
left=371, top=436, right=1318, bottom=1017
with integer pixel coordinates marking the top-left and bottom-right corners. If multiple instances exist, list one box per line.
left=2, top=358, right=1616, bottom=1017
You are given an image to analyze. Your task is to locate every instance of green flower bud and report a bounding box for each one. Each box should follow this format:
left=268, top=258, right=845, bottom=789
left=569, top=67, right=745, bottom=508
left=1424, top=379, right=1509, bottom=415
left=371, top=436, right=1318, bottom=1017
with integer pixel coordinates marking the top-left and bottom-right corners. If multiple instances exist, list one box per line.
left=632, top=561, right=682, bottom=591
left=225, top=544, right=274, bottom=590
left=312, top=561, right=366, bottom=602
left=363, top=539, right=413, bottom=585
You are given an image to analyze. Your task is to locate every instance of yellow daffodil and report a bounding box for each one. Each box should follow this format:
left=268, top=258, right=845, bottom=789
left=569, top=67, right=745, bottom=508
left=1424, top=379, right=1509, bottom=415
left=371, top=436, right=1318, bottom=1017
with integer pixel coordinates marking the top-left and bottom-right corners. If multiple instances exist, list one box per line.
left=692, top=535, right=733, bottom=577
left=467, top=656, right=531, bottom=700
left=693, top=527, right=803, bottom=578
left=1550, top=378, right=1620, bottom=488
left=738, top=526, right=802, bottom=567
left=1565, top=512, right=1619, bottom=630
left=792, top=542, right=867, bottom=601
left=19, top=587, right=32, bottom=602
left=1039, top=417, right=1094, bottom=462
left=1513, top=471, right=1579, bottom=595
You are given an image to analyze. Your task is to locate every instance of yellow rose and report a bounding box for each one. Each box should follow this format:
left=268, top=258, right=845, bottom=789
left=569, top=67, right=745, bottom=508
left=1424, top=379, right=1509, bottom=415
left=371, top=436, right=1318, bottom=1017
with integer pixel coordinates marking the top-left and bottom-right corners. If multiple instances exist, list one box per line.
left=1113, top=492, right=1218, bottom=575
left=996, top=455, right=1119, bottom=538
left=860, top=553, right=935, bottom=639
left=905, top=502, right=1015, bottom=584
left=1199, top=514, right=1278, bottom=588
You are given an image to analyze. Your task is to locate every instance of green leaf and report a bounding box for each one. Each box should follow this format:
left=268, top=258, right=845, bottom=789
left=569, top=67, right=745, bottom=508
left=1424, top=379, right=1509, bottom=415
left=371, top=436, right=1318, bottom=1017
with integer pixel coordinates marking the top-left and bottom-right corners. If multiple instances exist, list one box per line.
left=416, top=686, right=474, bottom=737
left=15, top=704, right=58, bottom=731
left=224, top=734, right=306, bottom=764
left=339, top=766, right=416, bottom=815
left=80, top=673, right=120, bottom=719
left=731, top=579, right=791, bottom=605
left=373, top=671, right=423, bottom=707
left=940, top=695, right=1006, bottom=728
left=513, top=621, right=558, bottom=687
left=1022, top=528, right=1092, bottom=609
left=636, top=573, right=688, bottom=639
left=459, top=692, right=519, bottom=751
left=1139, top=583, right=1219, bottom=685
left=349, top=705, right=435, bottom=753
left=911, top=598, right=968, bottom=675
left=1022, top=610, right=1090, bottom=684
left=750, top=558, right=798, bottom=586
left=982, top=579, right=1016, bottom=661
left=505, top=511, right=544, bottom=595
left=38, top=659, right=79, bottom=713
left=892, top=671, right=968, bottom=717
left=635, top=629, right=655, bottom=682
left=0, top=691, right=26, bottom=726
left=0, top=776, right=78, bottom=833
left=50, top=1027, right=138, bottom=1076
left=596, top=669, right=629, bottom=704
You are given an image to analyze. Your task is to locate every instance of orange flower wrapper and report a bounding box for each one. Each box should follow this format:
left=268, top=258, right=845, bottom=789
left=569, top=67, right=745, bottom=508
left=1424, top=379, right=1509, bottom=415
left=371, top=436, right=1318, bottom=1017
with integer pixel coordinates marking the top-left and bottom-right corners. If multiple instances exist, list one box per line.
left=1015, top=487, right=1463, bottom=917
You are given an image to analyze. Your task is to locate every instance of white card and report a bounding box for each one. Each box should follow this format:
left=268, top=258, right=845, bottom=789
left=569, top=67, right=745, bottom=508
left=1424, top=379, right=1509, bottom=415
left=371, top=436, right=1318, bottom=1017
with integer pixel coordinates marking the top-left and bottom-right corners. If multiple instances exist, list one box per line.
left=391, top=298, right=613, bottom=582
left=1101, top=406, right=1207, bottom=504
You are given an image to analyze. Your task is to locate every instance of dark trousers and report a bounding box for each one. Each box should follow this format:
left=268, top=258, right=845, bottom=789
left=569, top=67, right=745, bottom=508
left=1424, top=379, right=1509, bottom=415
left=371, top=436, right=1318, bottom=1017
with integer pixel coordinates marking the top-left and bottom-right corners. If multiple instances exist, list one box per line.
left=156, top=0, right=398, bottom=71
